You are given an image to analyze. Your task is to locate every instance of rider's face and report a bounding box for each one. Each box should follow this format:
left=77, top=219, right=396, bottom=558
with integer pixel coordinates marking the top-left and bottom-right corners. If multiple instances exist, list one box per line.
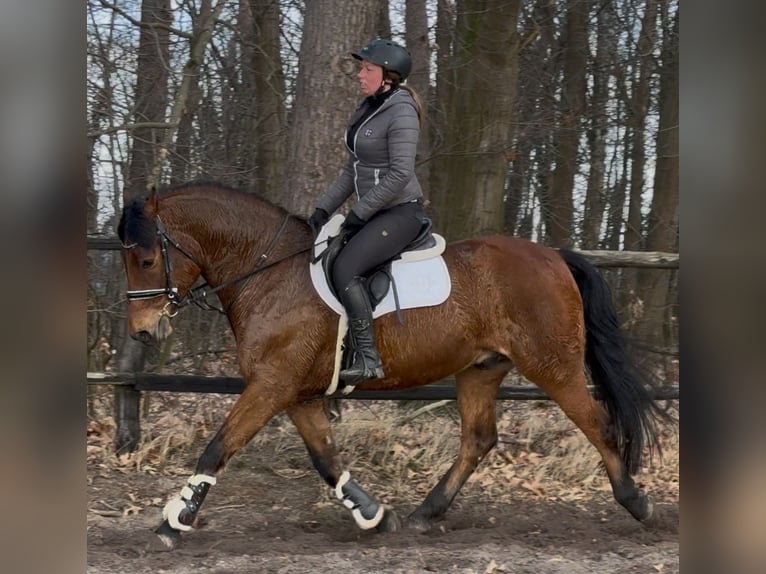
left=357, top=60, right=384, bottom=96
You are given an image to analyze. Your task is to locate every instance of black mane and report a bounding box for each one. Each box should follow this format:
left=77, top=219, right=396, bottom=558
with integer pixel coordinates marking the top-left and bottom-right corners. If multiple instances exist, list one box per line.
left=117, top=181, right=294, bottom=248
left=117, top=195, right=156, bottom=248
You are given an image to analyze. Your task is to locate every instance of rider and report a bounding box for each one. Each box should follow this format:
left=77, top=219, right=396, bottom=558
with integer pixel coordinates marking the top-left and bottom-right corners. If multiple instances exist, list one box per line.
left=308, top=39, right=425, bottom=385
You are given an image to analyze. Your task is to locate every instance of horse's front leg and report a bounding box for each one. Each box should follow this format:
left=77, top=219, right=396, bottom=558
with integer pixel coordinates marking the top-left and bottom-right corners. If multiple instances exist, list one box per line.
left=286, top=399, right=400, bottom=533
left=155, top=381, right=294, bottom=549
left=407, top=366, right=505, bottom=532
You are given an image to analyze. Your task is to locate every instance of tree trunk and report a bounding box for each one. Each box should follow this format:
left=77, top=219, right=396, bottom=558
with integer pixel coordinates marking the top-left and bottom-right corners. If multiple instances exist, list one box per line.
left=429, top=0, right=522, bottom=241
left=507, top=2, right=555, bottom=237
left=428, top=0, right=453, bottom=210
left=619, top=0, right=658, bottom=334
left=123, top=0, right=172, bottom=201
left=624, top=0, right=657, bottom=251
left=148, top=0, right=225, bottom=190
left=581, top=2, right=616, bottom=249
left=405, top=0, right=432, bottom=198
left=636, top=4, right=678, bottom=359
left=375, top=0, right=391, bottom=39
left=604, top=117, right=629, bottom=251
left=248, top=0, right=288, bottom=203
left=433, top=0, right=453, bottom=129
left=546, top=0, right=588, bottom=248
left=114, top=0, right=172, bottom=453
left=283, top=0, right=381, bottom=216
left=171, top=2, right=212, bottom=185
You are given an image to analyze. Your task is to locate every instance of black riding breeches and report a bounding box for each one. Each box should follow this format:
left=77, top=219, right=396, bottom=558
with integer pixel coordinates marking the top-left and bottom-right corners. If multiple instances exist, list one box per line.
left=332, top=201, right=425, bottom=291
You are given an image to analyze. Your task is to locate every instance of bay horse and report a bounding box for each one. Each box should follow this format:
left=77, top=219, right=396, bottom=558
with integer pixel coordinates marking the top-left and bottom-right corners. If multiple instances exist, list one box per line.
left=118, top=181, right=663, bottom=548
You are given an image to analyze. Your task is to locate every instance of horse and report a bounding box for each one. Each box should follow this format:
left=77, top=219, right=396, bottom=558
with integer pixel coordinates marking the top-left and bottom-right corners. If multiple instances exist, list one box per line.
left=117, top=181, right=664, bottom=549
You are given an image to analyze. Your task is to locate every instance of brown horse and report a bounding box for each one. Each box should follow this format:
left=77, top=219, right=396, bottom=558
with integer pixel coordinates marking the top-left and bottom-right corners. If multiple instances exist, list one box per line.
left=118, top=181, right=663, bottom=549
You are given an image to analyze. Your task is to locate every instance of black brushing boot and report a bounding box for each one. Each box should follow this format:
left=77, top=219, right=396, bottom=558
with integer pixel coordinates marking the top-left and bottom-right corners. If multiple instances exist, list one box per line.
left=339, top=277, right=384, bottom=384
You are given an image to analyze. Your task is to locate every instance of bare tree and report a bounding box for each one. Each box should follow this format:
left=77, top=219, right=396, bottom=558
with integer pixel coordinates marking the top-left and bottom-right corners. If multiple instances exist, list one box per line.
left=624, top=0, right=657, bottom=251
left=282, top=0, right=381, bottom=216
left=375, top=0, right=391, bottom=39
left=113, top=0, right=172, bottom=454
left=603, top=116, right=629, bottom=251
left=429, top=0, right=522, bottom=241
left=581, top=1, right=618, bottom=249
left=545, top=0, right=588, bottom=247
left=123, top=0, right=173, bottom=202
left=405, top=0, right=432, bottom=197
left=247, top=0, right=288, bottom=201
left=506, top=0, right=559, bottom=239
left=170, top=2, right=214, bottom=185
left=636, top=3, right=678, bottom=355
left=151, top=0, right=226, bottom=189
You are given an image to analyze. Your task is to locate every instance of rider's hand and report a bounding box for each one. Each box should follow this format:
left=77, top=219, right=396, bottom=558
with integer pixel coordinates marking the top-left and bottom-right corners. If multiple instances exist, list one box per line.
left=308, top=208, right=330, bottom=236
left=341, top=211, right=366, bottom=237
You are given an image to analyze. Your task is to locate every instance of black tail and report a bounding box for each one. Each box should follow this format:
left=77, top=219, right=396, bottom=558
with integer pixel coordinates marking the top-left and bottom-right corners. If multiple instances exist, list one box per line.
left=559, top=249, right=661, bottom=474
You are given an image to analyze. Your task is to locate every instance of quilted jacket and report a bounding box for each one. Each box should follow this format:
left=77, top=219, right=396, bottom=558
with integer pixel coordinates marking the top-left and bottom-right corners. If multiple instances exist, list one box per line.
left=316, top=89, right=423, bottom=221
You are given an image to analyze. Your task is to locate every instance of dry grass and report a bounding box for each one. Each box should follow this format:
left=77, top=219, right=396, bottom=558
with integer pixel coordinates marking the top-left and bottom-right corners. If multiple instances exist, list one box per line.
left=88, top=388, right=679, bottom=510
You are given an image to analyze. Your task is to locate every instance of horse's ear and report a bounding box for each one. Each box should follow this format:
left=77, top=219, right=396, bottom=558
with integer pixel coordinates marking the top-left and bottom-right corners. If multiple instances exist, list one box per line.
left=145, top=186, right=159, bottom=217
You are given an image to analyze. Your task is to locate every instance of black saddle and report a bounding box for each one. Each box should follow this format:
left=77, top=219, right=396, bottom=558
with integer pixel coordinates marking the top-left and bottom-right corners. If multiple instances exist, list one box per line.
left=319, top=218, right=436, bottom=311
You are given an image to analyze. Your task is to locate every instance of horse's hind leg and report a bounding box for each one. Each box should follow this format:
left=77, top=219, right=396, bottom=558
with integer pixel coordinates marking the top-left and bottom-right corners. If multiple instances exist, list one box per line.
left=155, top=382, right=294, bottom=548
left=287, top=399, right=398, bottom=532
left=533, top=369, right=653, bottom=522
left=407, top=365, right=506, bottom=532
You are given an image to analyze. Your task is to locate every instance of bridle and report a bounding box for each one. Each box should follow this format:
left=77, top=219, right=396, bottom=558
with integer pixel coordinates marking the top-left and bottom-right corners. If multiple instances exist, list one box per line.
left=124, top=213, right=311, bottom=316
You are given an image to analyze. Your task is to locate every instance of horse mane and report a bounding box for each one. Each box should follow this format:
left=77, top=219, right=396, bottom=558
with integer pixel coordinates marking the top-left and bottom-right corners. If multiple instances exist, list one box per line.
left=118, top=180, right=296, bottom=248
left=117, top=195, right=156, bottom=248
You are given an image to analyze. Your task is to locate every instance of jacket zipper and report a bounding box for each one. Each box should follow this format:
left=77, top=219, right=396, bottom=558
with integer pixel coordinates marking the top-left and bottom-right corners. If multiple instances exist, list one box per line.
left=351, top=89, right=400, bottom=199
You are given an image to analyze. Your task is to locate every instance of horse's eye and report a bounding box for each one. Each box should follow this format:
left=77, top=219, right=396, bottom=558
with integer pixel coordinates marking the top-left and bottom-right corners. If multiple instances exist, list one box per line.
left=141, top=258, right=154, bottom=269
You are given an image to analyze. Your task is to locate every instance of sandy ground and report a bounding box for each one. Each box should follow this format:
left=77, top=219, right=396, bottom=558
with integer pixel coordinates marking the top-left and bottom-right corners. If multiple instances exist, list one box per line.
left=87, top=451, right=678, bottom=574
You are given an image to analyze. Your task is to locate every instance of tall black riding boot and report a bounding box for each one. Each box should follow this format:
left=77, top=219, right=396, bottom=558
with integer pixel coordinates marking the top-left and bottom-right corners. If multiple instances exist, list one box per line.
left=339, top=277, right=384, bottom=384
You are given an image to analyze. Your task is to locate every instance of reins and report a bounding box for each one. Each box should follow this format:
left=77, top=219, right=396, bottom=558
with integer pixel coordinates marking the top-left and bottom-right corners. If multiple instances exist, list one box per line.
left=126, top=212, right=312, bottom=315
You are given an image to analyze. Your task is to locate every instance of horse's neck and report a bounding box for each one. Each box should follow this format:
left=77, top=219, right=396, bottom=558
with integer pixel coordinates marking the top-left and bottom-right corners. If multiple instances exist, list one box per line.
left=163, top=194, right=286, bottom=303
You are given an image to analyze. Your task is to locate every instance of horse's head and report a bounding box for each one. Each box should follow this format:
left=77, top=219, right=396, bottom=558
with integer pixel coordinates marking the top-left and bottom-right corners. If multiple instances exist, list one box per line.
left=118, top=194, right=201, bottom=345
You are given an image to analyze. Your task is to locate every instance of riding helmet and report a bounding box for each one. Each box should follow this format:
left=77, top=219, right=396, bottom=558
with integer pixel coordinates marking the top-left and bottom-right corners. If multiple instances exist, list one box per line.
left=352, top=39, right=412, bottom=81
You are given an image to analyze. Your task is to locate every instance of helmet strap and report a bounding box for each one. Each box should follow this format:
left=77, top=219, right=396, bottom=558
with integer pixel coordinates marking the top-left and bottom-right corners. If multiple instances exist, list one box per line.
left=374, top=81, right=392, bottom=96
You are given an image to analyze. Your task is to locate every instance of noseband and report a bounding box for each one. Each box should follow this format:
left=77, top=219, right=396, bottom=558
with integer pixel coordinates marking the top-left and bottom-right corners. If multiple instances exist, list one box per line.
left=124, top=213, right=311, bottom=314
left=124, top=216, right=192, bottom=311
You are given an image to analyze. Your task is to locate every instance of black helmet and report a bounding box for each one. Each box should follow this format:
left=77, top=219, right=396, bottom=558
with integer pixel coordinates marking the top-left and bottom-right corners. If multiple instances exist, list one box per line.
left=351, top=39, right=412, bottom=81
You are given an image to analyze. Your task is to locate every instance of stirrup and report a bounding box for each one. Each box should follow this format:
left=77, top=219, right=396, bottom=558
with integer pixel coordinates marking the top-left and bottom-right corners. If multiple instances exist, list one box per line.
left=339, top=361, right=384, bottom=383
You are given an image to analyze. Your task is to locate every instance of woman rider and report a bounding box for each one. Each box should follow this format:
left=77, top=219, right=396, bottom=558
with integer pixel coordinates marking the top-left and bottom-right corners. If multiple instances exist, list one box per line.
left=308, top=39, right=425, bottom=385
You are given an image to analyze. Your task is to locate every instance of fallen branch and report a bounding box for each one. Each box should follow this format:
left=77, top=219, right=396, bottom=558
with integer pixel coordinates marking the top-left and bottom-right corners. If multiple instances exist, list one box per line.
left=400, top=399, right=454, bottom=422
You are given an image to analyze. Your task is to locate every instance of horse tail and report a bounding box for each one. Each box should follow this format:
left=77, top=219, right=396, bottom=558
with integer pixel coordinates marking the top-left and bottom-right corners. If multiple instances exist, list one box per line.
left=558, top=248, right=662, bottom=474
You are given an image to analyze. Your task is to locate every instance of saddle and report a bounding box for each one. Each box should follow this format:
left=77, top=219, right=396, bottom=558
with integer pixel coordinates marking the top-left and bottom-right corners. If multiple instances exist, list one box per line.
left=310, top=215, right=450, bottom=395
left=318, top=218, right=437, bottom=313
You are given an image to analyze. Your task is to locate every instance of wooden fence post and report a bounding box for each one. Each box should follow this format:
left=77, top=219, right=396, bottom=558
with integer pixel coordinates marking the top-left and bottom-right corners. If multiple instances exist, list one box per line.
left=113, top=336, right=146, bottom=453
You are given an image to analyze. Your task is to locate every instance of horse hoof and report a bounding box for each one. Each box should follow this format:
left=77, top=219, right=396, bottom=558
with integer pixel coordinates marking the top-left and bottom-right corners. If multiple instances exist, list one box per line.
left=375, top=508, right=401, bottom=533
left=640, top=500, right=668, bottom=529
left=627, top=492, right=654, bottom=522
left=639, top=497, right=655, bottom=523
left=155, top=520, right=183, bottom=549
left=405, top=514, right=432, bottom=533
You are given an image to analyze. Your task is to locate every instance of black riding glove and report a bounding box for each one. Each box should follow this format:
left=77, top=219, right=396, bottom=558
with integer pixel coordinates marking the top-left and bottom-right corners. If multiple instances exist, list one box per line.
left=341, top=211, right=366, bottom=238
left=308, top=208, right=330, bottom=236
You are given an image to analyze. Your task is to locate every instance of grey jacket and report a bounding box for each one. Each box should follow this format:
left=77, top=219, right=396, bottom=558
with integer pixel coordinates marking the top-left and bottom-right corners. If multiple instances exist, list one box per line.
left=316, top=89, right=423, bottom=221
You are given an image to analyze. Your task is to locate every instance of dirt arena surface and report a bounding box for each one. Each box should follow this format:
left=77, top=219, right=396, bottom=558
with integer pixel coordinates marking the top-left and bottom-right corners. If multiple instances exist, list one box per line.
left=87, top=438, right=678, bottom=573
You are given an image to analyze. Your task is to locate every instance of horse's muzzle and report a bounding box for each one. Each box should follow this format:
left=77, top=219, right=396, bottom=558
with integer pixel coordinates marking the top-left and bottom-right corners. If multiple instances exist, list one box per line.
left=133, top=330, right=156, bottom=345
left=130, top=315, right=173, bottom=346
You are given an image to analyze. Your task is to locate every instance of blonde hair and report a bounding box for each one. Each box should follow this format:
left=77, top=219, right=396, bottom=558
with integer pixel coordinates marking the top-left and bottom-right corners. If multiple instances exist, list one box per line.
left=385, top=71, right=424, bottom=125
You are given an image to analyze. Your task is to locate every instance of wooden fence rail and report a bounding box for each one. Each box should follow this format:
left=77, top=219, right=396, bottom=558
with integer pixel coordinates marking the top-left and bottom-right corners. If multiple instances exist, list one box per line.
left=87, top=237, right=679, bottom=269
left=87, top=372, right=679, bottom=401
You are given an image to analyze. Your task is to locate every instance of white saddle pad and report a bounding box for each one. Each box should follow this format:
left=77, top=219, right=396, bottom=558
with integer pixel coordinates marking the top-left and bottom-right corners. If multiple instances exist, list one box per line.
left=310, top=214, right=452, bottom=319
